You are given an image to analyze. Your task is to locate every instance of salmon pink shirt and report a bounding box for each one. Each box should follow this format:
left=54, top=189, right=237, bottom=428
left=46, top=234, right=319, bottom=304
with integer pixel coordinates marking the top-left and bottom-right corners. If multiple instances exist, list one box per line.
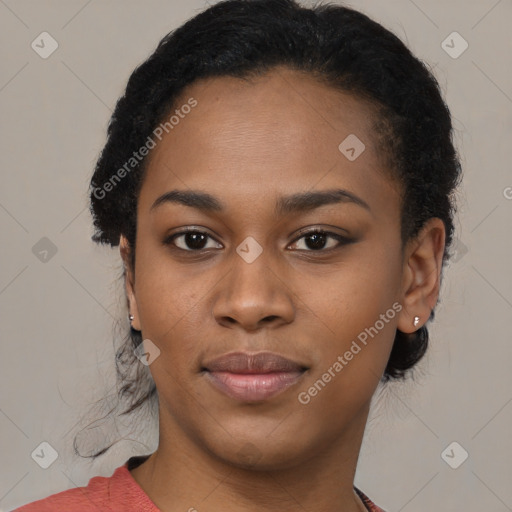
left=12, top=455, right=387, bottom=512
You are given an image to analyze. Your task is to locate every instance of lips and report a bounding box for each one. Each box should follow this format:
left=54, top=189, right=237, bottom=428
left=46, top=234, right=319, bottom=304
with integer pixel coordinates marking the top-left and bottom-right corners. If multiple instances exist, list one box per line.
left=203, top=352, right=307, bottom=402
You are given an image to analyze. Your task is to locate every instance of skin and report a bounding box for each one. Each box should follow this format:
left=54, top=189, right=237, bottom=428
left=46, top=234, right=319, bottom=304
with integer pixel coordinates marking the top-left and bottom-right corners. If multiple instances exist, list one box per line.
left=120, top=66, right=445, bottom=512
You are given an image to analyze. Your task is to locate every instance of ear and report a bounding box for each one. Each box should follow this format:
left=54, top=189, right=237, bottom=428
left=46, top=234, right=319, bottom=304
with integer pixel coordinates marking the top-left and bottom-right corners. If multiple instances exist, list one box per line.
left=397, top=218, right=446, bottom=334
left=120, top=234, right=141, bottom=331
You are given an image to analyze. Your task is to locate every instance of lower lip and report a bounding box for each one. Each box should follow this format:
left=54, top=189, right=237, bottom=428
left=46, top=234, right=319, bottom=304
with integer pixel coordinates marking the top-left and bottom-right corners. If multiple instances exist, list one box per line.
left=205, top=370, right=304, bottom=402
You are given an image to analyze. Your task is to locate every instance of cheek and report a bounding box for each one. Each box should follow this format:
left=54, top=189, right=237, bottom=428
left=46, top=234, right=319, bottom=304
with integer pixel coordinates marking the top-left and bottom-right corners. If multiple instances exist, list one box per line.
left=304, top=251, right=400, bottom=337
left=300, top=250, right=401, bottom=390
left=134, top=256, right=207, bottom=362
left=297, top=307, right=396, bottom=429
left=135, top=272, right=201, bottom=403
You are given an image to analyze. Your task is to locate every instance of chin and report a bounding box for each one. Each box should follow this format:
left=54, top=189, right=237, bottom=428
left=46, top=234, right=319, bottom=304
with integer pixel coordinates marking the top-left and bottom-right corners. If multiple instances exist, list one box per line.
left=207, top=434, right=314, bottom=472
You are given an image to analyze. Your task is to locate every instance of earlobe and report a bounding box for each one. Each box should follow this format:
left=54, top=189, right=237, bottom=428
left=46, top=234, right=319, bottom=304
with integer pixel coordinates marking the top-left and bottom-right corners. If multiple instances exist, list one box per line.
left=397, top=218, right=446, bottom=334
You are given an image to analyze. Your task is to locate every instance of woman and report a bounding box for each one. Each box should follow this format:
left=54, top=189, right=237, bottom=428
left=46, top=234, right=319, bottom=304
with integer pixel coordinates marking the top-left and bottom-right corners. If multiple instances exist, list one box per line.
left=14, top=0, right=461, bottom=510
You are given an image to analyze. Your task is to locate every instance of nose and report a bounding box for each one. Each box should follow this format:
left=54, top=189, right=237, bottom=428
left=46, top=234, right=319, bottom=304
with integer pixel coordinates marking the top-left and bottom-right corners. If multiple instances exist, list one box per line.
left=212, top=250, right=295, bottom=332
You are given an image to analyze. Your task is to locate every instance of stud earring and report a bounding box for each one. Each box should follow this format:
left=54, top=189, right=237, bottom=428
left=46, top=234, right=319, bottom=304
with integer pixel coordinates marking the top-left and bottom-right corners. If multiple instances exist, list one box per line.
left=413, top=316, right=420, bottom=327
left=128, top=314, right=134, bottom=322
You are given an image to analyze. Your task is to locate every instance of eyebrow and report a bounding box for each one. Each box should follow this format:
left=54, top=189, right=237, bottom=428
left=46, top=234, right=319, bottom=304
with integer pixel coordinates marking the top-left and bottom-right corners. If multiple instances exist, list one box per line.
left=150, top=188, right=371, bottom=215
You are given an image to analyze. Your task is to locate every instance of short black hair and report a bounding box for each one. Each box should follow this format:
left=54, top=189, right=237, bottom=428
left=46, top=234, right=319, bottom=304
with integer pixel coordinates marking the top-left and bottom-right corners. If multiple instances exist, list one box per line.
left=82, top=0, right=462, bottom=459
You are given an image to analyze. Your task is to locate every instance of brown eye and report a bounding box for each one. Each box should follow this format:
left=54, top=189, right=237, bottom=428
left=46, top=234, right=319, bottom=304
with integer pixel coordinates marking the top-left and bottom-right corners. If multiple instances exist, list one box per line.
left=289, top=230, right=352, bottom=251
left=164, top=230, right=222, bottom=251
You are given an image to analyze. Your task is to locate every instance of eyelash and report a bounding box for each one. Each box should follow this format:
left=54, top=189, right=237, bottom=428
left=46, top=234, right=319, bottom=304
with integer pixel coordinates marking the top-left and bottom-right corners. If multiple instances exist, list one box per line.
left=163, top=228, right=353, bottom=254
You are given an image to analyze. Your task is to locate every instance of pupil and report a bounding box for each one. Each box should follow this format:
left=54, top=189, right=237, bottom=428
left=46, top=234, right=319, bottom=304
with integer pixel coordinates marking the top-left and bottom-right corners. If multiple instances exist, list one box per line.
left=306, top=233, right=326, bottom=250
left=186, top=233, right=207, bottom=249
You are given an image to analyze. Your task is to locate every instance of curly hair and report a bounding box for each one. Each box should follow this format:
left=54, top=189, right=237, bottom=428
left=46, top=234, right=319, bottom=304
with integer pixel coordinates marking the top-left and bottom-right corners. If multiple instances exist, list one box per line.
left=81, top=0, right=462, bottom=459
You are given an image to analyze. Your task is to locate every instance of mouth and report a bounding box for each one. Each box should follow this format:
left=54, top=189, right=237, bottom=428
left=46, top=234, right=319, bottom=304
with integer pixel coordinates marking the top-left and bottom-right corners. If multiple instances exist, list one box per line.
left=202, top=351, right=308, bottom=402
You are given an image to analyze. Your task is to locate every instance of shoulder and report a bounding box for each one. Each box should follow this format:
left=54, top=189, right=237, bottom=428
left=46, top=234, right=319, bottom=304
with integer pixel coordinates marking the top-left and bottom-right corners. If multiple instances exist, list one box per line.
left=12, top=465, right=131, bottom=512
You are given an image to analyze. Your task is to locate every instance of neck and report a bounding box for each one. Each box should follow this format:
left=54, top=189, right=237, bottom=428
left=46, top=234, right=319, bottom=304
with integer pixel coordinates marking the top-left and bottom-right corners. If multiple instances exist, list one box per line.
left=130, top=403, right=371, bottom=512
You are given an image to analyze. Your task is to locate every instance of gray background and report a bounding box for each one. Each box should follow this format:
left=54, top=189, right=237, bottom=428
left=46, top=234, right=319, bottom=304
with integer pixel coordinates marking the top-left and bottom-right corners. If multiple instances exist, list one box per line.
left=1, top=0, right=511, bottom=510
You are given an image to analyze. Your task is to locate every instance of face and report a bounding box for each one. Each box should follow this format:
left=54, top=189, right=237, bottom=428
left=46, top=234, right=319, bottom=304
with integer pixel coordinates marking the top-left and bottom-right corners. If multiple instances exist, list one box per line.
left=121, top=67, right=441, bottom=470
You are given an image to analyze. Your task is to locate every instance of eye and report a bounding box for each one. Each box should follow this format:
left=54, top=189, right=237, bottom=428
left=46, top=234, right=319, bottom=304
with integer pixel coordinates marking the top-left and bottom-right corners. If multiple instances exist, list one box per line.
left=163, top=228, right=353, bottom=254
left=288, top=229, right=351, bottom=252
left=164, top=229, right=222, bottom=251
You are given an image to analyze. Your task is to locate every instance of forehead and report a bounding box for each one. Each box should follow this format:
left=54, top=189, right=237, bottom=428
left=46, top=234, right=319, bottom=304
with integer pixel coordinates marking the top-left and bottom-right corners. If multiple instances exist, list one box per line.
left=138, top=66, right=400, bottom=217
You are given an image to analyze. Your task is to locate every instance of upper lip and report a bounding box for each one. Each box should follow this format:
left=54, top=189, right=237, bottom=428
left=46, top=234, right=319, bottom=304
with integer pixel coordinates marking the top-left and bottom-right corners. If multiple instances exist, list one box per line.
left=203, top=352, right=307, bottom=374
